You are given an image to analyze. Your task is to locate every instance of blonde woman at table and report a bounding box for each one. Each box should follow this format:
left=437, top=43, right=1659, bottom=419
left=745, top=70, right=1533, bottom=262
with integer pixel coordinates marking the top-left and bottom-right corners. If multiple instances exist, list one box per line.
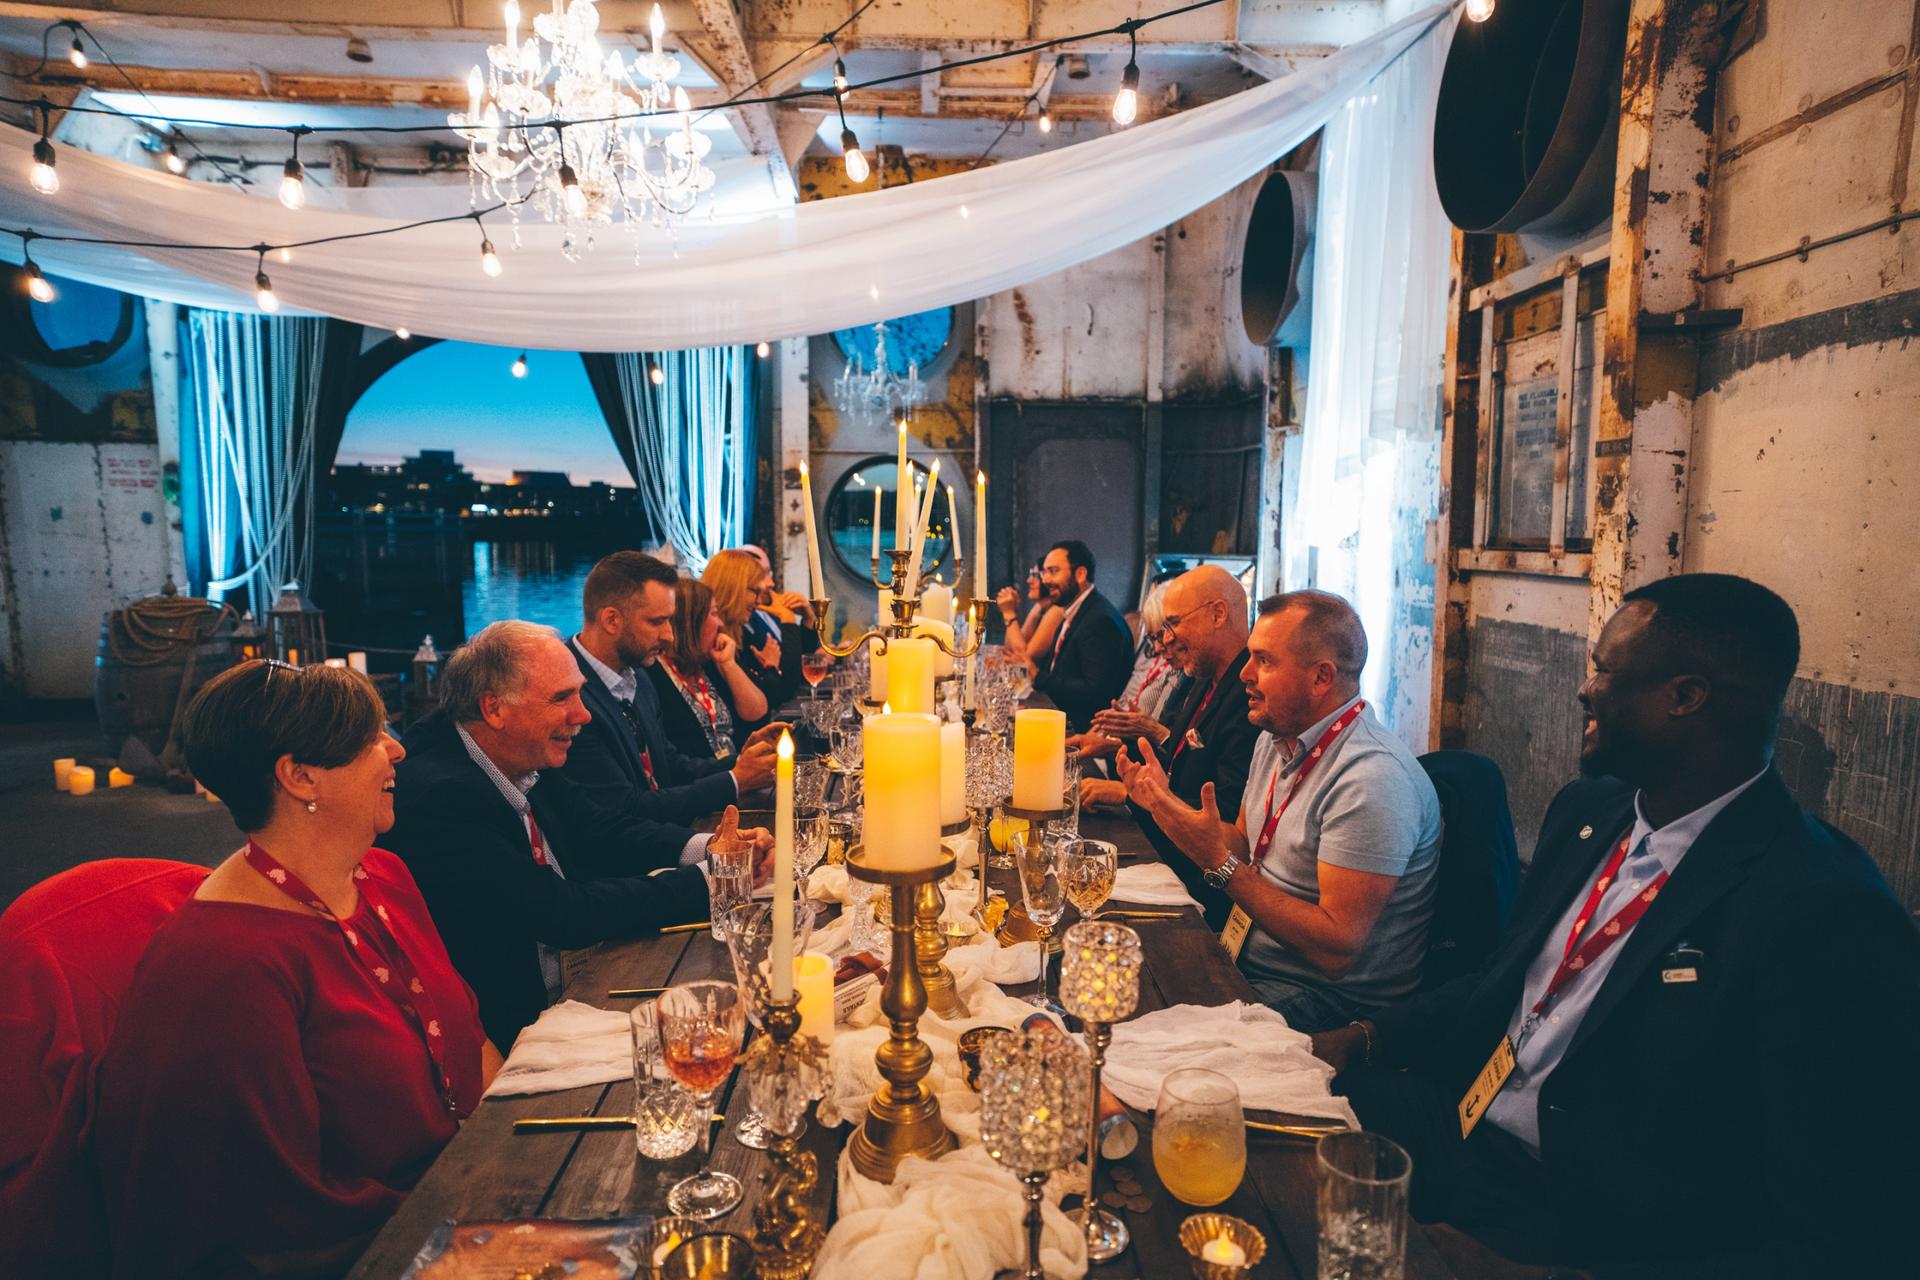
left=91, top=661, right=500, bottom=1280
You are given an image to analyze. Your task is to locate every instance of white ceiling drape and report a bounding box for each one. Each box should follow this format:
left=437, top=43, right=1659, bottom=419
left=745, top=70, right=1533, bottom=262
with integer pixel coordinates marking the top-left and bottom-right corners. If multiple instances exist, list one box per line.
left=0, top=5, right=1449, bottom=350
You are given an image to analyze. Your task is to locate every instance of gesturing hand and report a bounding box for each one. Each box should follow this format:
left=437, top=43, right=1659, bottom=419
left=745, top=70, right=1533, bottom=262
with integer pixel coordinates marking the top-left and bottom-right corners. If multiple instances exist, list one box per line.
left=995, top=585, right=1021, bottom=619
left=1114, top=738, right=1174, bottom=810
left=1091, top=707, right=1166, bottom=746
left=751, top=635, right=782, bottom=671
left=731, top=738, right=778, bottom=793
left=744, top=721, right=791, bottom=748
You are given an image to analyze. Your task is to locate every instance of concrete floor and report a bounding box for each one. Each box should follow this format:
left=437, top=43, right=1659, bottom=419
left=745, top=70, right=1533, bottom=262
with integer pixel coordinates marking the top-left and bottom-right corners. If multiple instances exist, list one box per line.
left=1, top=705, right=240, bottom=911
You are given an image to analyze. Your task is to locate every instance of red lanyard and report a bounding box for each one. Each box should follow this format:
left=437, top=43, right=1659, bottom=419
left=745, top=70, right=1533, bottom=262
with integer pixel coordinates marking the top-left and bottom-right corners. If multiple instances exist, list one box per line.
left=1249, top=701, right=1366, bottom=866
left=1525, top=833, right=1667, bottom=1026
left=1170, top=673, right=1225, bottom=763
left=668, top=662, right=720, bottom=734
left=527, top=812, right=548, bottom=866
left=639, top=747, right=658, bottom=790
left=243, top=841, right=463, bottom=1114
left=1125, top=656, right=1168, bottom=710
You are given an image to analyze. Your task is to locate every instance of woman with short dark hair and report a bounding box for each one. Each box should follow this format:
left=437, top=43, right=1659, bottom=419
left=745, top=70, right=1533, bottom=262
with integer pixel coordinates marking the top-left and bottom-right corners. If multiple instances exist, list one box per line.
left=91, top=660, right=497, bottom=1279
left=650, top=577, right=769, bottom=763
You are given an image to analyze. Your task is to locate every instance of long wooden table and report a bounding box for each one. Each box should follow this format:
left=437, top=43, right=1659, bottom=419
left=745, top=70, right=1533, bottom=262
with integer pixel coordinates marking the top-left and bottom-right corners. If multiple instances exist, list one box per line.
left=350, top=808, right=1458, bottom=1279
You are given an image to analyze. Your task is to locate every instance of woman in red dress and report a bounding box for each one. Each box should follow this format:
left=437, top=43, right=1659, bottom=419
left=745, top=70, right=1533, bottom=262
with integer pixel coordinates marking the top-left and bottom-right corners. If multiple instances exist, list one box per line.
left=91, top=660, right=500, bottom=1278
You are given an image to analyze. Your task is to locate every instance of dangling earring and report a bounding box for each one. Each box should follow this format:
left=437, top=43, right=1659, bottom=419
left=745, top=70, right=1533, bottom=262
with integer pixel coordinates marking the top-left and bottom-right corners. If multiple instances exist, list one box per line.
left=305, top=801, right=318, bottom=814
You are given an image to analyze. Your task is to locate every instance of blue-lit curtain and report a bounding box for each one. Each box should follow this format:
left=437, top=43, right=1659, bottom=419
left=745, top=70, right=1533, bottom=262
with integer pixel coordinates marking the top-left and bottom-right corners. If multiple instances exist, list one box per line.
left=180, top=310, right=333, bottom=616
left=580, top=347, right=756, bottom=574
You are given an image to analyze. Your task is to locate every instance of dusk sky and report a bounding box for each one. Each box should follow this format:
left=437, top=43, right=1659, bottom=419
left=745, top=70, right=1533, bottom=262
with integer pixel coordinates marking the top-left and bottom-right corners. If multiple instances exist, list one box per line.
left=338, top=341, right=632, bottom=486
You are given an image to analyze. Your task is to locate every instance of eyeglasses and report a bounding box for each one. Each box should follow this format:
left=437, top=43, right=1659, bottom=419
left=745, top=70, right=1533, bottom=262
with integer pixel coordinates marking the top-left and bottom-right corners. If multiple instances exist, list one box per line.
left=259, top=657, right=299, bottom=693
left=1159, top=602, right=1219, bottom=640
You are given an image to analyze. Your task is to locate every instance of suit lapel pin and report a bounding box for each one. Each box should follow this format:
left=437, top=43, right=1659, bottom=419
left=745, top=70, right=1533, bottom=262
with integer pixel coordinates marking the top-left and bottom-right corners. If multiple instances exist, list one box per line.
left=1579, top=825, right=1593, bottom=839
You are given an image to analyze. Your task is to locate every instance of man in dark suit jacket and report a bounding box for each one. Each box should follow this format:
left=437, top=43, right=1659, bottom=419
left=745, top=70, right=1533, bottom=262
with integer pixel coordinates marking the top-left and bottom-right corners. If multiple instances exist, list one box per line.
left=561, top=551, right=779, bottom=826
left=385, top=620, right=769, bottom=1050
left=1312, top=575, right=1920, bottom=1278
left=1030, top=540, right=1133, bottom=731
left=1081, top=566, right=1261, bottom=925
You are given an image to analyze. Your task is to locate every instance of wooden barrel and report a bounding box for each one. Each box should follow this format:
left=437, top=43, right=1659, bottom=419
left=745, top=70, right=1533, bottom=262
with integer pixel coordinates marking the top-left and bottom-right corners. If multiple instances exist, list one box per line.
left=94, top=602, right=236, bottom=757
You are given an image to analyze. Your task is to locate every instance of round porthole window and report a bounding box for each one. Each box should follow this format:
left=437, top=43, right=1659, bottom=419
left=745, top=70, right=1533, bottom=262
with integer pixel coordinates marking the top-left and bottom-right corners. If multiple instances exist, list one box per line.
left=821, top=455, right=954, bottom=582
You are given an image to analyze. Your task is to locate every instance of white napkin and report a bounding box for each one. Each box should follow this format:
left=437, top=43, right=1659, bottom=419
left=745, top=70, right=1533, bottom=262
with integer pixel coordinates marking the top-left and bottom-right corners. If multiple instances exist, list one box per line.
left=1103, top=1000, right=1359, bottom=1126
left=819, top=1145, right=1088, bottom=1280
left=483, top=1000, right=630, bottom=1098
left=1110, top=862, right=1199, bottom=908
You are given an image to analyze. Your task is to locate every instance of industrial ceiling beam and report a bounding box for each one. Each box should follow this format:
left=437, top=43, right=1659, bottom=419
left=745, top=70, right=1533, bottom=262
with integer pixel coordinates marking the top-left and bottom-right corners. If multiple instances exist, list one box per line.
left=683, top=0, right=795, bottom=189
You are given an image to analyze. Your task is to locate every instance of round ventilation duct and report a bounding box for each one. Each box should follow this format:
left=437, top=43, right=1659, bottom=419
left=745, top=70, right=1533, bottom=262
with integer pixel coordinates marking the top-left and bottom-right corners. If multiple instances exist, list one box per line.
left=1432, top=0, right=1629, bottom=237
left=1240, top=169, right=1316, bottom=346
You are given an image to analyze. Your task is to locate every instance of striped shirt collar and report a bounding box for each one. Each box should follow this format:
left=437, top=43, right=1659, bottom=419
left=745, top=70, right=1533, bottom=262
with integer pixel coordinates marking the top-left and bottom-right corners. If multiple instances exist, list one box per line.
left=455, top=723, right=538, bottom=816
left=571, top=634, right=637, bottom=704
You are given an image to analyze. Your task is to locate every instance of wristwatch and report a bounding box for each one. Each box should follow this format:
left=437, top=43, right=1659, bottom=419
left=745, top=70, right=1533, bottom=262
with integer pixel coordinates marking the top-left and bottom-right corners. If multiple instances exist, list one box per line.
left=1203, top=854, right=1243, bottom=890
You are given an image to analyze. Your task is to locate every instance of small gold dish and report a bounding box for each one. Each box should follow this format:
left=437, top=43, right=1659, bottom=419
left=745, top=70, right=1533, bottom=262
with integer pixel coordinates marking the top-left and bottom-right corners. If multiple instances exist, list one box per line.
left=956, top=1026, right=1014, bottom=1091
left=658, top=1229, right=754, bottom=1280
left=1178, top=1212, right=1267, bottom=1279
left=646, top=1215, right=706, bottom=1279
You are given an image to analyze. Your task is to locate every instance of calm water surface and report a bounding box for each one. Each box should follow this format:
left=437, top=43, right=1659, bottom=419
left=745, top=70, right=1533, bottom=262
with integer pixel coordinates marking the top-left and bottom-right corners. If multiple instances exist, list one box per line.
left=462, top=541, right=600, bottom=636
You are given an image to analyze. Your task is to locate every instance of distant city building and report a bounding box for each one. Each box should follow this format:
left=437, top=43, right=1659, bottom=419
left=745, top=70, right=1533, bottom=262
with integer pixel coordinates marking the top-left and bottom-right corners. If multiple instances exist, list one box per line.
left=326, top=449, right=642, bottom=522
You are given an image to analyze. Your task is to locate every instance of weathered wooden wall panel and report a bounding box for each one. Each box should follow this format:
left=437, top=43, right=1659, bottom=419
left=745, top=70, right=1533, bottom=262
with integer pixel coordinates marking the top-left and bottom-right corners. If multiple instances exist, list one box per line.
left=1779, top=678, right=1920, bottom=912
left=1461, top=616, right=1589, bottom=859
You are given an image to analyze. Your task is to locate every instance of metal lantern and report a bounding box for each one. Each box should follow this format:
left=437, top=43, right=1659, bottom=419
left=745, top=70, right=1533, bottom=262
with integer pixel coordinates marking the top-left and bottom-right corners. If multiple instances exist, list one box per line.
left=231, top=610, right=269, bottom=663
left=267, top=581, right=327, bottom=666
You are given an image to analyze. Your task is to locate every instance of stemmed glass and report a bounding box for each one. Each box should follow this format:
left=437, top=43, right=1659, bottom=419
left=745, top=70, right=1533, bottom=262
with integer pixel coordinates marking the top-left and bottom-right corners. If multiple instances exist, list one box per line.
left=793, top=807, right=829, bottom=901
left=721, top=902, right=817, bottom=1150
left=658, top=979, right=747, bottom=1219
left=1151, top=1067, right=1247, bottom=1207
left=794, top=757, right=829, bottom=812
left=801, top=650, right=832, bottom=698
left=1011, top=827, right=1069, bottom=1009
left=1062, top=838, right=1118, bottom=921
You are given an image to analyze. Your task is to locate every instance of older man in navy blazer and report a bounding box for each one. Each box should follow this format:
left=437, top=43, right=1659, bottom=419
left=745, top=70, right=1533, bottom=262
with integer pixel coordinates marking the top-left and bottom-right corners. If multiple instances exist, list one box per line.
left=1313, top=575, right=1920, bottom=1278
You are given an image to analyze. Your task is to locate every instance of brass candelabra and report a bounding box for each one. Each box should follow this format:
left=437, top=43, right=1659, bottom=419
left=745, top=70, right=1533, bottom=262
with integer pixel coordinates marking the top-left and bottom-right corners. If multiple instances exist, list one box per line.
left=809, top=547, right=990, bottom=660
left=743, top=996, right=826, bottom=1280
left=844, top=844, right=959, bottom=1183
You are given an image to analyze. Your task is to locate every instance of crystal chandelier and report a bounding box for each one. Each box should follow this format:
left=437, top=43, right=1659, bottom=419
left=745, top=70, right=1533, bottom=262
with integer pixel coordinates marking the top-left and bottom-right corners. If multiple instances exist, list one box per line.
left=449, top=1, right=715, bottom=256
left=834, top=321, right=925, bottom=429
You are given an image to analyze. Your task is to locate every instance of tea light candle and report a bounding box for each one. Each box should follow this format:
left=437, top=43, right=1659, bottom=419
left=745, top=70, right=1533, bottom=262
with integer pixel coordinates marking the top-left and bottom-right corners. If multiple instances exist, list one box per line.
left=1012, top=708, right=1066, bottom=811
left=54, top=758, right=75, bottom=791
left=862, top=713, right=941, bottom=870
left=939, top=720, right=966, bottom=827
left=108, top=767, right=134, bottom=788
left=795, top=950, right=834, bottom=1045
left=886, top=637, right=936, bottom=714
left=324, top=657, right=347, bottom=669
left=1200, top=1235, right=1247, bottom=1267
left=67, top=766, right=96, bottom=796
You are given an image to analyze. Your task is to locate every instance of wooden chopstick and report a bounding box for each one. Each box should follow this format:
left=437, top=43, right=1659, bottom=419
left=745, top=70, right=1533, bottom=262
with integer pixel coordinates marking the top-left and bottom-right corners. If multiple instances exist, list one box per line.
left=607, top=986, right=667, bottom=997
left=1105, top=909, right=1184, bottom=919
left=1245, top=1119, right=1348, bottom=1139
left=515, top=1114, right=725, bottom=1132
left=660, top=921, right=712, bottom=935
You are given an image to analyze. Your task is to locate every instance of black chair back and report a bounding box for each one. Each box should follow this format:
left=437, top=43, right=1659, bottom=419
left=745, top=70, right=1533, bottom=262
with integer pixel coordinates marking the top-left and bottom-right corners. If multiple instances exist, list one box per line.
left=1415, top=750, right=1520, bottom=990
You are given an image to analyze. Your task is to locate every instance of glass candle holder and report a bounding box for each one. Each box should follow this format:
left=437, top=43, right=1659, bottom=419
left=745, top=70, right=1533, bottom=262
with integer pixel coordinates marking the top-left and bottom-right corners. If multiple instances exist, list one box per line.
left=1060, top=919, right=1143, bottom=1024
left=979, top=1028, right=1092, bottom=1280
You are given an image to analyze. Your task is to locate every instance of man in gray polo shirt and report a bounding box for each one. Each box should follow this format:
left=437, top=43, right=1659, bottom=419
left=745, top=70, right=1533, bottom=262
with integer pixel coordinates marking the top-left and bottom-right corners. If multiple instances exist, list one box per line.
left=1119, top=590, right=1441, bottom=1031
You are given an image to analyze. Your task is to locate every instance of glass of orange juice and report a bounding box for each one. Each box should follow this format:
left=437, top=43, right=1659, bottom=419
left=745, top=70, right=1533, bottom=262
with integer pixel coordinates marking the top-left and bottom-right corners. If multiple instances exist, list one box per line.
left=1152, top=1068, right=1246, bottom=1207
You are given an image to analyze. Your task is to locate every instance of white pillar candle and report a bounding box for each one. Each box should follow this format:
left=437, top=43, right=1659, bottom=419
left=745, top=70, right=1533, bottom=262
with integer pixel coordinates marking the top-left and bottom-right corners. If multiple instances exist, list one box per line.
left=1012, top=708, right=1066, bottom=811
left=795, top=950, right=834, bottom=1045
left=798, top=461, right=825, bottom=600
left=913, top=615, right=955, bottom=678
left=921, top=582, right=954, bottom=624
left=347, top=652, right=368, bottom=673
left=940, top=720, right=966, bottom=827
left=772, top=730, right=794, bottom=1001
left=886, top=637, right=937, bottom=714
left=868, top=638, right=889, bottom=703
left=862, top=713, right=942, bottom=870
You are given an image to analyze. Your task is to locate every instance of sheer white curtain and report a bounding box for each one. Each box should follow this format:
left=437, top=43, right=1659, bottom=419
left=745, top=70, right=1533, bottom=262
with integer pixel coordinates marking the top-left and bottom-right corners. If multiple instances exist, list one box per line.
left=184, top=310, right=327, bottom=616
left=1285, top=9, right=1456, bottom=751
left=599, top=347, right=754, bottom=574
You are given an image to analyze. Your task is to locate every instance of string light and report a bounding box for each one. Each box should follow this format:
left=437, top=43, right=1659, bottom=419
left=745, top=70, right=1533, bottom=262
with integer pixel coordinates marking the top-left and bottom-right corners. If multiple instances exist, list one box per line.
left=277, top=246, right=292, bottom=263
left=1112, top=28, right=1140, bottom=126
left=21, top=239, right=54, bottom=303
left=511, top=352, right=529, bottom=378
left=65, top=23, right=86, bottom=69
left=1465, top=0, right=1496, bottom=21
left=253, top=248, right=279, bottom=313
left=648, top=362, right=665, bottom=385
left=30, top=105, right=58, bottom=196
left=475, top=215, right=501, bottom=277
left=278, top=129, right=309, bottom=211
left=395, top=326, right=411, bottom=340
left=557, top=160, right=587, bottom=219
left=756, top=341, right=770, bottom=357
left=833, top=58, right=850, bottom=94
left=161, top=136, right=186, bottom=174
left=841, top=127, right=870, bottom=183
left=1038, top=109, right=1053, bottom=134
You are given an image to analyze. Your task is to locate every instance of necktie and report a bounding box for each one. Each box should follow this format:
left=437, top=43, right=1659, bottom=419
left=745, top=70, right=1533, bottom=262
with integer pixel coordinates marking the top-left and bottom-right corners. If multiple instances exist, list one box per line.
left=617, top=697, right=659, bottom=789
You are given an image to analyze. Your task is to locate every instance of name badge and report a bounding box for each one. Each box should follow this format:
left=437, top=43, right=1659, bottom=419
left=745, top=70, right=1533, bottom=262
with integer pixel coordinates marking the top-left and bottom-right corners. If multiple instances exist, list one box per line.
left=1661, top=967, right=1699, bottom=984
left=1220, top=906, right=1252, bottom=961
left=1183, top=727, right=1205, bottom=751
left=1458, top=1036, right=1517, bottom=1139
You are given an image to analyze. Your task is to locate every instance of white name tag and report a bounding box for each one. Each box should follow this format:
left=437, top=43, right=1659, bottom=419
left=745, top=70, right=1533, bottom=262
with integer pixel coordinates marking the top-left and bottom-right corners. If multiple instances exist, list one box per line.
left=1661, top=967, right=1698, bottom=984
left=1220, top=906, right=1252, bottom=961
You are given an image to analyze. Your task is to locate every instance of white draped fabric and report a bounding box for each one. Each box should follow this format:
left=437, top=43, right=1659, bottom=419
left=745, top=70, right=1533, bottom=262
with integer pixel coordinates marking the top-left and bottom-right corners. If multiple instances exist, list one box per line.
left=0, top=5, right=1450, bottom=350
left=1285, top=7, right=1457, bottom=750
left=183, top=309, right=326, bottom=616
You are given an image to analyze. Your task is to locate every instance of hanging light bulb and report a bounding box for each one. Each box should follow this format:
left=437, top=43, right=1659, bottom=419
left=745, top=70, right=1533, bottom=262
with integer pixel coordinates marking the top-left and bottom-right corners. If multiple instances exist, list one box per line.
left=255, top=266, right=280, bottom=314
left=279, top=154, right=306, bottom=210
left=395, top=326, right=411, bottom=341
left=476, top=216, right=503, bottom=277
left=23, top=253, right=55, bottom=304
left=756, top=341, right=770, bottom=358
left=511, top=352, right=529, bottom=378
left=162, top=136, right=186, bottom=174
left=30, top=138, right=58, bottom=196
left=841, top=128, right=870, bottom=183
left=67, top=26, right=87, bottom=69
left=649, top=363, right=665, bottom=386
left=833, top=58, right=849, bottom=94
left=557, top=161, right=587, bottom=218
left=1465, top=0, right=1496, bottom=21
left=1038, top=109, right=1053, bottom=134
left=1112, top=61, right=1140, bottom=125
